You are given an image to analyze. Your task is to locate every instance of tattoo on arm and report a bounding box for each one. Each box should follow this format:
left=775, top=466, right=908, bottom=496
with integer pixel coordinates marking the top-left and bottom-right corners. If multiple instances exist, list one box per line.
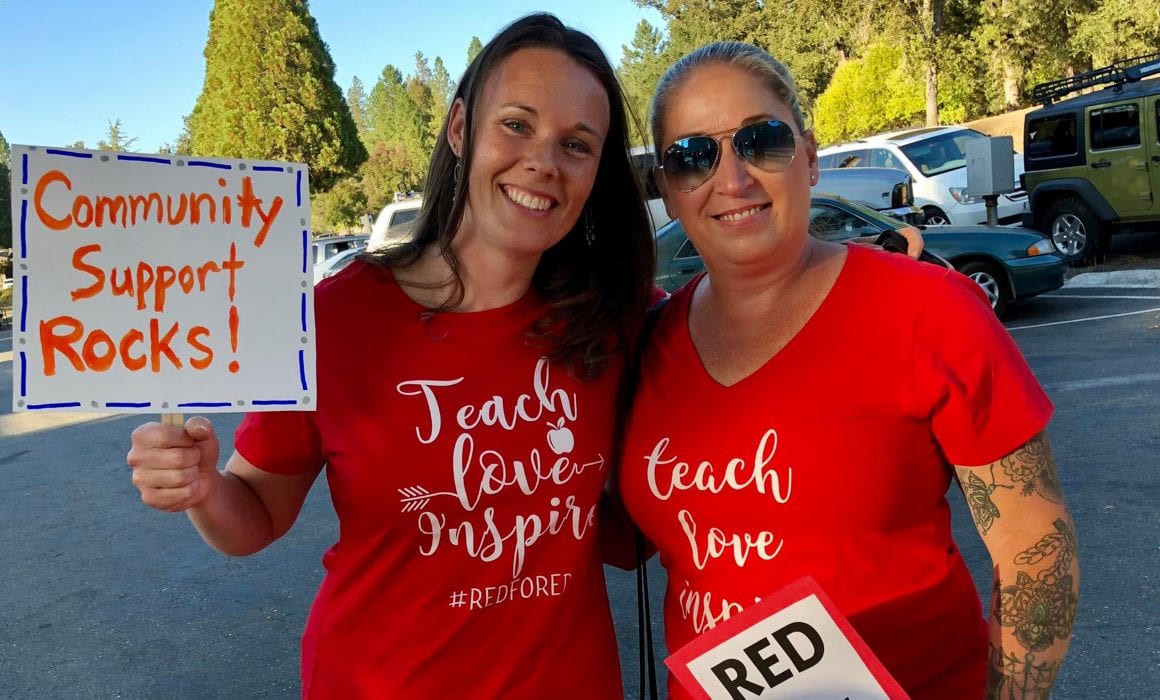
left=960, top=464, right=1012, bottom=535
left=961, top=433, right=1078, bottom=697
left=985, top=518, right=1078, bottom=698
left=986, top=644, right=1061, bottom=700
left=999, top=519, right=1078, bottom=651
left=1000, top=432, right=1065, bottom=504
left=958, top=433, right=1066, bottom=536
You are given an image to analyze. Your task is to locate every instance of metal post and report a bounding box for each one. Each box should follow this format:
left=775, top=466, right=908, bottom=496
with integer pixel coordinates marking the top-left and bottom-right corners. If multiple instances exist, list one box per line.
left=984, top=194, right=999, bottom=226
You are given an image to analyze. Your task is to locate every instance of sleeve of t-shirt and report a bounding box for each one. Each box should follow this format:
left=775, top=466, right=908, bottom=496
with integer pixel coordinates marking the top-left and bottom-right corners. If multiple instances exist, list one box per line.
left=912, top=270, right=1054, bottom=467
left=234, top=410, right=324, bottom=476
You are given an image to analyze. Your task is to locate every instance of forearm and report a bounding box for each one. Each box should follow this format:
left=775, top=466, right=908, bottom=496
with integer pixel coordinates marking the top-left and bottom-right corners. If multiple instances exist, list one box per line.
left=956, top=432, right=1079, bottom=698
left=983, top=515, right=1080, bottom=698
left=186, top=469, right=278, bottom=557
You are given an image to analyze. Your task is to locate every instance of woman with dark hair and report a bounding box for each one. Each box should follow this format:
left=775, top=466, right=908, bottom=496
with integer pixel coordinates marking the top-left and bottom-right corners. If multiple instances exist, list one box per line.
left=619, top=42, right=1078, bottom=699
left=126, top=14, right=653, bottom=698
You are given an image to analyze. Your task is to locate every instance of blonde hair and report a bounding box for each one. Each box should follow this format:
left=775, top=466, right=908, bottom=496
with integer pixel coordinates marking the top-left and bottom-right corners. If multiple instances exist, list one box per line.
left=650, top=41, right=808, bottom=151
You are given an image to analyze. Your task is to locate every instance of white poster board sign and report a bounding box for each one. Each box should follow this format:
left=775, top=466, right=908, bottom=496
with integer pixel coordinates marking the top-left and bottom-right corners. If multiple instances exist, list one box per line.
left=666, top=577, right=910, bottom=700
left=9, top=145, right=316, bottom=413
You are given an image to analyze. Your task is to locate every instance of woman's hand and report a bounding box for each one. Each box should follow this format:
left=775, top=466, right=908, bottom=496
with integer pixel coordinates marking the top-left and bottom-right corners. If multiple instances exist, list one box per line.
left=127, top=417, right=221, bottom=512
left=896, top=225, right=924, bottom=259
left=853, top=226, right=925, bottom=260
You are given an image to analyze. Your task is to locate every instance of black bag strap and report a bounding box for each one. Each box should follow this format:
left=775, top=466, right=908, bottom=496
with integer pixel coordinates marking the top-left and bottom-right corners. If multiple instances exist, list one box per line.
left=615, top=296, right=668, bottom=700
left=636, top=528, right=658, bottom=700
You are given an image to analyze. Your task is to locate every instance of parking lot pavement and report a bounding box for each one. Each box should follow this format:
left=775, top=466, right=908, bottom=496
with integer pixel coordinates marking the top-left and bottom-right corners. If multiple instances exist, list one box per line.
left=975, top=275, right=1160, bottom=698
left=2, top=268, right=1158, bottom=698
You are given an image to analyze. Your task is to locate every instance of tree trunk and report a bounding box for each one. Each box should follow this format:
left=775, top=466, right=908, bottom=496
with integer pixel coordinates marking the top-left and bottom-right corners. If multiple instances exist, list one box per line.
left=923, top=0, right=942, bottom=126
left=1003, top=63, right=1021, bottom=110
left=926, top=63, right=939, bottom=126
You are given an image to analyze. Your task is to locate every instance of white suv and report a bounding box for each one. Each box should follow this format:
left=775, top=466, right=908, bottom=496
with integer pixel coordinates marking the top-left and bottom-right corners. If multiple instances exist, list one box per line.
left=817, top=126, right=1027, bottom=226
left=369, top=198, right=423, bottom=251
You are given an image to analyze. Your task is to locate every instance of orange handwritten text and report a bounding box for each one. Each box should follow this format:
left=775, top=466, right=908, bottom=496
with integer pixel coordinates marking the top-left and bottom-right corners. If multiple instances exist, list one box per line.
left=33, top=170, right=283, bottom=246
left=39, top=316, right=214, bottom=376
left=69, top=243, right=245, bottom=312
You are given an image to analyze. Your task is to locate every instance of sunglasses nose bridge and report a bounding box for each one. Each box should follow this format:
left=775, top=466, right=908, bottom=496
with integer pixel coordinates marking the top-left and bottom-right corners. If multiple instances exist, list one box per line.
left=713, top=134, right=757, bottom=192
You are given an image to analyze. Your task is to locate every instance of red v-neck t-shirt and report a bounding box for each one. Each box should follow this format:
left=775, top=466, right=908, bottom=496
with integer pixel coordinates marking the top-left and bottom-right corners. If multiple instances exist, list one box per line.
left=619, top=245, right=1052, bottom=698
left=236, top=260, right=624, bottom=699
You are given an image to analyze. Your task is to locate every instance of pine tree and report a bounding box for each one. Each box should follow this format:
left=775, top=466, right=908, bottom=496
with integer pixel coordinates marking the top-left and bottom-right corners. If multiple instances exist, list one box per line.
left=187, top=0, right=366, bottom=191
left=617, top=20, right=670, bottom=145
left=429, top=57, right=455, bottom=136
left=347, top=76, right=369, bottom=141
left=0, top=129, right=10, bottom=250
left=467, top=36, right=483, bottom=65
left=97, top=118, right=139, bottom=152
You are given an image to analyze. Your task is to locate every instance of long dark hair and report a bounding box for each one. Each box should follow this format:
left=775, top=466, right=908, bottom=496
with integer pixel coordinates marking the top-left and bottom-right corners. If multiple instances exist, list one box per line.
left=366, top=13, right=655, bottom=378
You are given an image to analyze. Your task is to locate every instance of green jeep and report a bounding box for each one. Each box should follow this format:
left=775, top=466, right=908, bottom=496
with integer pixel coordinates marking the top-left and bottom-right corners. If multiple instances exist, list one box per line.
left=1022, top=53, right=1160, bottom=264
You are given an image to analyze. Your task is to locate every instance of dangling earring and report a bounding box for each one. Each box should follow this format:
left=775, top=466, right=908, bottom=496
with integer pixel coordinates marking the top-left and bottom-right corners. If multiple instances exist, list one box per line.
left=584, top=208, right=596, bottom=247
left=453, top=159, right=462, bottom=198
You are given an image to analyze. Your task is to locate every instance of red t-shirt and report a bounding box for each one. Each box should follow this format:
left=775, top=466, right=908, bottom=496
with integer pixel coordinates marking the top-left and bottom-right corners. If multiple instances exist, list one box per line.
left=236, top=261, right=623, bottom=699
left=619, top=245, right=1053, bottom=699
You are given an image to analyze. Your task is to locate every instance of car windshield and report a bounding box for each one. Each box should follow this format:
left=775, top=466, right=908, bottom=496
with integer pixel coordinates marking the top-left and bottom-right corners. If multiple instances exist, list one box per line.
left=899, top=129, right=985, bottom=177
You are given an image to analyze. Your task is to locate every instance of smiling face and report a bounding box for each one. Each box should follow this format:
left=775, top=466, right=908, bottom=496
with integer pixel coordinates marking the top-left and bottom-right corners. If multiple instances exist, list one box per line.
left=657, top=62, right=819, bottom=269
left=447, top=47, right=610, bottom=262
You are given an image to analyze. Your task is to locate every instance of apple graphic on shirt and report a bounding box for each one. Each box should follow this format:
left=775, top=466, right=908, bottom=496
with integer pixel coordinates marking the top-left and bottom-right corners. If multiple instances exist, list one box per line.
left=546, top=419, right=575, bottom=455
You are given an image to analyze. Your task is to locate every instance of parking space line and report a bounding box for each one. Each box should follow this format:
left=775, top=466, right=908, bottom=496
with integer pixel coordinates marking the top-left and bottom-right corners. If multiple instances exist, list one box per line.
left=1008, top=306, right=1160, bottom=331
left=1045, top=372, right=1160, bottom=392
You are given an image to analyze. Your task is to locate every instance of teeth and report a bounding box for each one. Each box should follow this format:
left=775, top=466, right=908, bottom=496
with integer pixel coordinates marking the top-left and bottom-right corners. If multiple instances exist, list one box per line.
left=504, top=186, right=553, bottom=211
left=719, top=206, right=764, bottom=222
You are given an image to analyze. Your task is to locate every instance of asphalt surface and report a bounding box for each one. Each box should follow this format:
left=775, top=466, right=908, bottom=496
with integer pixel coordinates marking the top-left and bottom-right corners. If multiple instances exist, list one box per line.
left=1, top=271, right=1158, bottom=698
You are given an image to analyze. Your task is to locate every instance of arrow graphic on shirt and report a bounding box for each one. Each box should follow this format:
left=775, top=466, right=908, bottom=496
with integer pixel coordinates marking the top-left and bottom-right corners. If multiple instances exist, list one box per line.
left=584, top=455, right=606, bottom=471
left=398, top=455, right=604, bottom=513
left=398, top=486, right=458, bottom=513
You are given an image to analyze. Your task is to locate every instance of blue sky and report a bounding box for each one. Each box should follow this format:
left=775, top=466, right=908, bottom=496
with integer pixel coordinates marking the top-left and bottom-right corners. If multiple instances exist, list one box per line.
left=0, top=0, right=662, bottom=153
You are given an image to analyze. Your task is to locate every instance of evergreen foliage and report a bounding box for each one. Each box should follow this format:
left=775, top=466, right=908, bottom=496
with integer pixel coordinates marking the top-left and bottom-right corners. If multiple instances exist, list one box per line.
left=97, top=118, right=139, bottom=152
left=623, top=0, right=1157, bottom=146
left=466, top=36, right=483, bottom=65
left=0, top=130, right=10, bottom=249
left=187, top=0, right=366, bottom=191
left=284, top=0, right=1159, bottom=231
left=312, top=50, right=461, bottom=232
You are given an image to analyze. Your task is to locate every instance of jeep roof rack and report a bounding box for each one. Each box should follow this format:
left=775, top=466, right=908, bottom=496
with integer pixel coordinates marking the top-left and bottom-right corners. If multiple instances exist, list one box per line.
left=1032, top=52, right=1160, bottom=105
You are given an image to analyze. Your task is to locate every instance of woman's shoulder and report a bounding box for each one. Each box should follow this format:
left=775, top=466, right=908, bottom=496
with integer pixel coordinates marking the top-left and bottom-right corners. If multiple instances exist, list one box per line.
left=847, top=245, right=999, bottom=341
left=315, top=257, right=396, bottom=304
left=846, top=243, right=981, bottom=303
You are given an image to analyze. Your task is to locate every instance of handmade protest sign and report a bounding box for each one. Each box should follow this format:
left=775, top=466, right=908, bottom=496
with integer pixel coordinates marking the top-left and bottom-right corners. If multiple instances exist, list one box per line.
left=8, top=146, right=316, bottom=413
left=666, top=577, right=909, bottom=700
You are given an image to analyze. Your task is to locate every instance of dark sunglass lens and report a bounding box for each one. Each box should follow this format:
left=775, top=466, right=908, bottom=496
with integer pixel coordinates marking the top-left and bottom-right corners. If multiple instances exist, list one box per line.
left=664, top=137, right=719, bottom=190
left=735, top=121, right=796, bottom=172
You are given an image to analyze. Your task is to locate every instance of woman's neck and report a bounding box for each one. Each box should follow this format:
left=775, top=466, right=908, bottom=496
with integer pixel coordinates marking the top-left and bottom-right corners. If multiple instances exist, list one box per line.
left=393, top=226, right=541, bottom=313
left=696, top=236, right=834, bottom=321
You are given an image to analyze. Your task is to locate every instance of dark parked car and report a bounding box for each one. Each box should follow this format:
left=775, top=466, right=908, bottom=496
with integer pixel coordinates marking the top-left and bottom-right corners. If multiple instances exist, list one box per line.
left=655, top=195, right=1067, bottom=317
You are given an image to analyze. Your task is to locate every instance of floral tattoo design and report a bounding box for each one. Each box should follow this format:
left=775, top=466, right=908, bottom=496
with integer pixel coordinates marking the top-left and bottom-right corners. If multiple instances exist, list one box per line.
left=986, top=518, right=1078, bottom=696
left=1000, top=433, right=1065, bottom=504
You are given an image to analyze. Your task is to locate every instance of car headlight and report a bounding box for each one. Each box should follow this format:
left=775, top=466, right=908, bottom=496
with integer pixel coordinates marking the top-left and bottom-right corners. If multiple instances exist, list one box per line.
left=948, top=187, right=982, bottom=205
left=1026, top=238, right=1056, bottom=256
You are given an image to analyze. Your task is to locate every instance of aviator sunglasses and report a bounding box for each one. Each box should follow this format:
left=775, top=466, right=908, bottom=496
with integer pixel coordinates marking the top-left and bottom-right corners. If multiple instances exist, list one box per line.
left=659, top=120, right=799, bottom=193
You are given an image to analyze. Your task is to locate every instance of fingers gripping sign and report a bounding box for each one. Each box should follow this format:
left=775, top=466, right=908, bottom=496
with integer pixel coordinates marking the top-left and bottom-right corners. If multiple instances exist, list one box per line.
left=128, top=416, right=221, bottom=513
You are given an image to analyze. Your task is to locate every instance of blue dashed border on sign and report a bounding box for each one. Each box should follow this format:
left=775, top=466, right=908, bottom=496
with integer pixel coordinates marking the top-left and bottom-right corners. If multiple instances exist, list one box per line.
left=18, top=149, right=311, bottom=411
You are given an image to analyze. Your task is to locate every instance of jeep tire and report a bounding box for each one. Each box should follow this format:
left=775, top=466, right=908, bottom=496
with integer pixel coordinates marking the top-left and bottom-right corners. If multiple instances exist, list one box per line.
left=1044, top=198, right=1106, bottom=265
